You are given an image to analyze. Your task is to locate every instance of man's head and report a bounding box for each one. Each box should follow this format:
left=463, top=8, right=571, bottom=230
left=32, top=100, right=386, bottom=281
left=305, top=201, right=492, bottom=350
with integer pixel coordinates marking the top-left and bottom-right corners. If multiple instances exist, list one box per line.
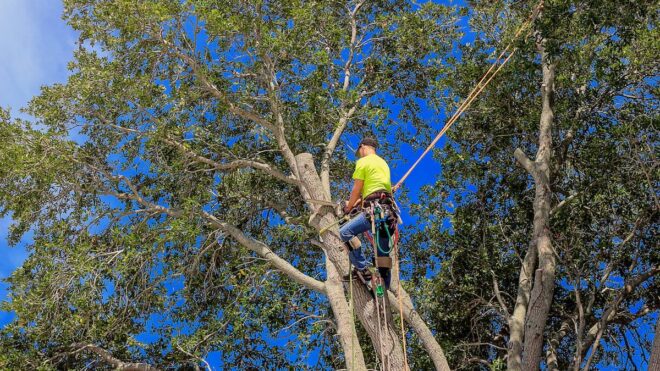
left=355, top=137, right=378, bottom=158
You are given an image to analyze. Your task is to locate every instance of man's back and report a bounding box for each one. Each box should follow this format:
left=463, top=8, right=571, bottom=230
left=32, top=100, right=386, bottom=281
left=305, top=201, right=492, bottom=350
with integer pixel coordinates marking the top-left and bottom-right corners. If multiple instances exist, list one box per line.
left=353, top=154, right=392, bottom=198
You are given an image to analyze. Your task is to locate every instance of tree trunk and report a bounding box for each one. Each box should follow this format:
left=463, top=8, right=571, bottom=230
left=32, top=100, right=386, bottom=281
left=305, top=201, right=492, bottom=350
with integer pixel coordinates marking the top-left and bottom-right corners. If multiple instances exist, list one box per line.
left=649, top=315, right=660, bottom=371
left=507, top=239, right=538, bottom=371
left=296, top=153, right=406, bottom=371
left=520, top=46, right=557, bottom=371
left=325, top=255, right=367, bottom=370
left=388, top=288, right=451, bottom=370
left=389, top=257, right=450, bottom=370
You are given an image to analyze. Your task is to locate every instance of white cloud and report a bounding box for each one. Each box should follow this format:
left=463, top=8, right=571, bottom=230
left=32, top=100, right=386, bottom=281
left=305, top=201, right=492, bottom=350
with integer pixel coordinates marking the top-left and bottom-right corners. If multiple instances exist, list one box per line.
left=0, top=0, right=78, bottom=315
left=0, top=0, right=78, bottom=115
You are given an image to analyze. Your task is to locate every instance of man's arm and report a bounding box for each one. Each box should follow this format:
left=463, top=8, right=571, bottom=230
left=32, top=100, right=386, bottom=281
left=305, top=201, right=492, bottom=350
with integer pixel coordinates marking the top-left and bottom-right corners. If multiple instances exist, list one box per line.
left=344, top=179, right=364, bottom=213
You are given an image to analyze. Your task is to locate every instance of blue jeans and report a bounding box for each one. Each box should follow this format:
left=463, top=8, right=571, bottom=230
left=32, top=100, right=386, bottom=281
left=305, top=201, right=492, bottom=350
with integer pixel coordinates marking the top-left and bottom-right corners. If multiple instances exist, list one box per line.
left=339, top=212, right=391, bottom=270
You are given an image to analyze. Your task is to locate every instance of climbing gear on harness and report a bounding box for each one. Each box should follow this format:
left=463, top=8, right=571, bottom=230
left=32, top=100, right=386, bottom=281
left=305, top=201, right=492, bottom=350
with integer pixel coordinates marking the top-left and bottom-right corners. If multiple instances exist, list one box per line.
left=375, top=256, right=392, bottom=269
left=346, top=236, right=361, bottom=251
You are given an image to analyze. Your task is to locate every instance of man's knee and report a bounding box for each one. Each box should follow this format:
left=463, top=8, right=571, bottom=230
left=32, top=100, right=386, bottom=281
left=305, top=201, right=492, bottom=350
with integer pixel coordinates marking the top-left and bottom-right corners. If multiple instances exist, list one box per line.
left=338, top=226, right=353, bottom=242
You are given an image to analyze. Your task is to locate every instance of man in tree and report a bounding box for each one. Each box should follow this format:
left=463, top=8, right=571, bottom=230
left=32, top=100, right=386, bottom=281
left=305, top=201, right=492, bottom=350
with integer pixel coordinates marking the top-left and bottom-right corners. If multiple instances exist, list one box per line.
left=339, top=137, right=397, bottom=288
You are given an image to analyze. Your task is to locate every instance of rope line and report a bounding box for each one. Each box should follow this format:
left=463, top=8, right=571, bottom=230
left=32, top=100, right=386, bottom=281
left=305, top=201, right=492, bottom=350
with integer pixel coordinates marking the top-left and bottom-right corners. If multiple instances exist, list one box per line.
left=394, top=0, right=544, bottom=189
left=349, top=267, right=355, bottom=370
left=394, top=230, right=409, bottom=371
left=342, top=5, right=544, bottom=368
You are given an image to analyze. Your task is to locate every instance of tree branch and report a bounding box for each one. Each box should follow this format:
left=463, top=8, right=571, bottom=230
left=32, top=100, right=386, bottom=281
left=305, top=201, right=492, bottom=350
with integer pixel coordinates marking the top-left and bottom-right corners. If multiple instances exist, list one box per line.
left=491, top=270, right=510, bottom=318
left=205, top=215, right=326, bottom=294
left=550, top=191, right=580, bottom=216
left=98, top=175, right=325, bottom=295
left=251, top=23, right=302, bottom=183
left=581, top=266, right=659, bottom=370
left=162, top=136, right=300, bottom=186
left=514, top=147, right=535, bottom=175
left=71, top=343, right=159, bottom=371
left=320, top=104, right=358, bottom=196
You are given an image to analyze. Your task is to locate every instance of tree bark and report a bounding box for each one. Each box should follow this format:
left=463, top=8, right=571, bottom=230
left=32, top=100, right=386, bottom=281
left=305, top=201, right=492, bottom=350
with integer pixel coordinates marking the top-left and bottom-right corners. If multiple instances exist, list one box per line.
left=507, top=238, right=538, bottom=371
left=325, top=255, right=367, bottom=370
left=72, top=343, right=159, bottom=371
left=296, top=153, right=406, bottom=371
left=520, top=46, right=557, bottom=371
left=650, top=315, right=660, bottom=371
left=388, top=288, right=451, bottom=370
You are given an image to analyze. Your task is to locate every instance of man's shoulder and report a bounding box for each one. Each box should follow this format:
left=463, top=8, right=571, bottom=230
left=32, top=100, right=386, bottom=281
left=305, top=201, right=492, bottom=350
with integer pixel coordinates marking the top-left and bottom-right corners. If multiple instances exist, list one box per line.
left=357, top=154, right=388, bottom=166
left=372, top=154, right=389, bottom=167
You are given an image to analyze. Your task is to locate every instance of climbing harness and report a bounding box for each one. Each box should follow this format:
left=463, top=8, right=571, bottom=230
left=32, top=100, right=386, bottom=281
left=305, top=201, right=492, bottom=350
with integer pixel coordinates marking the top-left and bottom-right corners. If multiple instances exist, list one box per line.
left=332, top=192, right=405, bottom=370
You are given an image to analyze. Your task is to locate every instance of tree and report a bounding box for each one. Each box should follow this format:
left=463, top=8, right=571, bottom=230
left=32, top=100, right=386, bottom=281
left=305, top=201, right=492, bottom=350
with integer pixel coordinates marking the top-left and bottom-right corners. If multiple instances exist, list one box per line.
left=408, top=0, right=658, bottom=369
left=0, top=0, right=463, bottom=369
left=651, top=317, right=660, bottom=371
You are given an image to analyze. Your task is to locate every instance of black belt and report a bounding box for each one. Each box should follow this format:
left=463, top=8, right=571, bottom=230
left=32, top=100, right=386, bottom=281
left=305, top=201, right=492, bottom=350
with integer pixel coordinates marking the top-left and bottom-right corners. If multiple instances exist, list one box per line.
left=363, top=190, right=392, bottom=202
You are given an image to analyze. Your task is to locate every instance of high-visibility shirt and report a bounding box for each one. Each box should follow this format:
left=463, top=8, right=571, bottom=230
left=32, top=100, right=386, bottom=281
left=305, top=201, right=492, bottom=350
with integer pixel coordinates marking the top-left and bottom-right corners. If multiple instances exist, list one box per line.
left=352, top=154, right=392, bottom=198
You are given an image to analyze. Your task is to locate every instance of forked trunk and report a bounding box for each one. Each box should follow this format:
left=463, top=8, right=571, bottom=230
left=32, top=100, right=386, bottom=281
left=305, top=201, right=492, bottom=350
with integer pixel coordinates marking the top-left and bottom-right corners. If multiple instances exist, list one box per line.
left=296, top=153, right=406, bottom=370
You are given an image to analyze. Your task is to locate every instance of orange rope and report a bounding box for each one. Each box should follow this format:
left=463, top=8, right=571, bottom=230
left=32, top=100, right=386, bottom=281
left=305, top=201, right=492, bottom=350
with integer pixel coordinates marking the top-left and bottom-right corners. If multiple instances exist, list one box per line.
left=394, top=0, right=544, bottom=190
left=395, top=236, right=410, bottom=371
left=390, top=3, right=544, bottom=369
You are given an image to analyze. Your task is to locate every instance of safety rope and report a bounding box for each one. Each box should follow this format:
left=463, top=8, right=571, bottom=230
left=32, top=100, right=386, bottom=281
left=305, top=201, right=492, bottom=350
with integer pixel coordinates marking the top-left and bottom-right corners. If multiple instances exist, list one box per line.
left=394, top=0, right=544, bottom=190
left=340, top=4, right=544, bottom=369
left=349, top=267, right=355, bottom=370
left=392, top=227, right=410, bottom=371
left=369, top=207, right=387, bottom=368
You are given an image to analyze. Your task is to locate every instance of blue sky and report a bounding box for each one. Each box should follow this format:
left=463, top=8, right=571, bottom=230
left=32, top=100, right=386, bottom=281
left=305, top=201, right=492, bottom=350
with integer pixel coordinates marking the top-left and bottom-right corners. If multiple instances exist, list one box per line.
left=0, top=1, right=655, bottom=369
left=0, top=0, right=78, bottom=323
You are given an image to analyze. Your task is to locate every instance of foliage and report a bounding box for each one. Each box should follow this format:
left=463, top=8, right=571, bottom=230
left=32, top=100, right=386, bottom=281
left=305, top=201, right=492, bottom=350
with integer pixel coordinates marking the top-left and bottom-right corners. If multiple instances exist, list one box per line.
left=407, top=0, right=659, bottom=369
left=0, top=0, right=460, bottom=369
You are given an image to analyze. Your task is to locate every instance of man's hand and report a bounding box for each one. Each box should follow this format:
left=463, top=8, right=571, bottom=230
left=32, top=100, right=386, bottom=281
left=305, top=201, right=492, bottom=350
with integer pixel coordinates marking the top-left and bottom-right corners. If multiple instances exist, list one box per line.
left=343, top=203, right=352, bottom=215
left=345, top=179, right=364, bottom=214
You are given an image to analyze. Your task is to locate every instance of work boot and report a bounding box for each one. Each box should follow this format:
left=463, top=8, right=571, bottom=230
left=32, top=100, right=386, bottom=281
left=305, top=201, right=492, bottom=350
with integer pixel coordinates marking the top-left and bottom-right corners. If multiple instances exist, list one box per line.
left=342, top=267, right=372, bottom=284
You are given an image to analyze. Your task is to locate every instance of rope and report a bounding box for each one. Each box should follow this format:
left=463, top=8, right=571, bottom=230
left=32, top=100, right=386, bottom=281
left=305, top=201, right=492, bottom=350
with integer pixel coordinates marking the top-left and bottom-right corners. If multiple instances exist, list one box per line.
left=370, top=207, right=387, bottom=369
left=372, top=204, right=409, bottom=370
left=319, top=214, right=349, bottom=235
left=394, top=230, right=410, bottom=371
left=349, top=267, right=355, bottom=370
left=394, top=0, right=544, bottom=190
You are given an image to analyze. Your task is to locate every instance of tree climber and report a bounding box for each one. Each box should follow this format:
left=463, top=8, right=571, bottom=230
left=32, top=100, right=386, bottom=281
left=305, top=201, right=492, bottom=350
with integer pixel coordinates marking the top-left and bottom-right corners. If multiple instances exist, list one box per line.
left=339, top=137, right=399, bottom=290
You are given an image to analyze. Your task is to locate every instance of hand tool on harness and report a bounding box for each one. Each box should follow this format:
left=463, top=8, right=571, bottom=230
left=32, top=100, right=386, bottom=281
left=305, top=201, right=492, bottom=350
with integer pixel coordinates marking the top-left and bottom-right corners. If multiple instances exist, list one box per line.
left=365, top=193, right=398, bottom=291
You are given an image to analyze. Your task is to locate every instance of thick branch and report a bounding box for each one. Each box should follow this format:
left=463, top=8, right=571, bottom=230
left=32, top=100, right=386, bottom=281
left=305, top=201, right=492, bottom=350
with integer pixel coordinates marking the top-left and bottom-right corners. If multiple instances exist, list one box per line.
left=100, top=177, right=325, bottom=295
left=514, top=148, right=535, bottom=175
left=208, top=216, right=326, bottom=294
left=650, top=316, right=660, bottom=371
left=507, top=238, right=538, bottom=370
left=162, top=136, right=300, bottom=186
left=72, top=343, right=159, bottom=371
